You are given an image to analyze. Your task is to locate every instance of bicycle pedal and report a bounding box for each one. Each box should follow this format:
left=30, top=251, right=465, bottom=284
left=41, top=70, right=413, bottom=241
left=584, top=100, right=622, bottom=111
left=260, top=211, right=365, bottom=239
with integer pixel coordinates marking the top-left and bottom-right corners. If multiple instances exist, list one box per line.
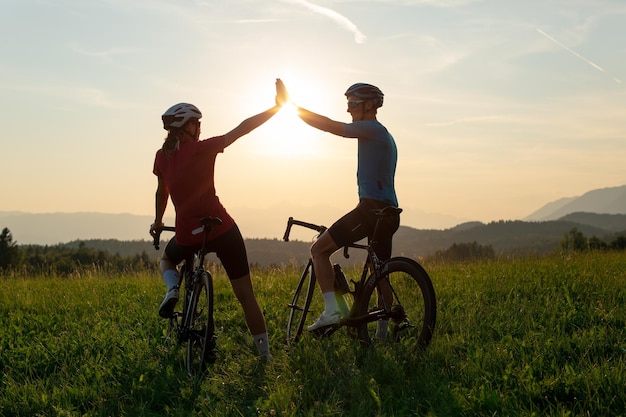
left=312, top=323, right=340, bottom=338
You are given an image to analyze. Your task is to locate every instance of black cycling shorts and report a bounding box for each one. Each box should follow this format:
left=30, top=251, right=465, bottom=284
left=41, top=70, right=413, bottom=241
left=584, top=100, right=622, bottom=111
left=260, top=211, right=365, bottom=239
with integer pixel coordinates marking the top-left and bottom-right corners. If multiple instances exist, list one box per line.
left=327, top=199, right=400, bottom=261
left=165, top=223, right=250, bottom=280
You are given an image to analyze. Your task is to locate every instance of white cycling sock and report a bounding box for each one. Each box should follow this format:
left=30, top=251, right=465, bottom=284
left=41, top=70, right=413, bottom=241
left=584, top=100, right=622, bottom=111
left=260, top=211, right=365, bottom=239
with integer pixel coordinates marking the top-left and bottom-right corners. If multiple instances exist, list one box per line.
left=163, top=269, right=179, bottom=290
left=376, top=320, right=389, bottom=340
left=253, top=332, right=270, bottom=356
left=322, top=291, right=338, bottom=314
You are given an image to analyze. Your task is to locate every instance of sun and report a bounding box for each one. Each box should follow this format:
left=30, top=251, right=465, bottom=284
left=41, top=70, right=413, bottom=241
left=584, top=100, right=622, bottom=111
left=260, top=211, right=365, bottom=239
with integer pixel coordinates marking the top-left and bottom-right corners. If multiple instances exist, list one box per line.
left=261, top=104, right=320, bottom=157
left=248, top=76, right=333, bottom=159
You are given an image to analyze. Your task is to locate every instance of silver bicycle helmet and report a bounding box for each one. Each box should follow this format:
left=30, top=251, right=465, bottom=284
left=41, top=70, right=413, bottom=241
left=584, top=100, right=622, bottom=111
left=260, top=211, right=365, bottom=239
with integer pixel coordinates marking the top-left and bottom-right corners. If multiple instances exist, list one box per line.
left=162, top=103, right=202, bottom=130
left=344, top=83, right=384, bottom=108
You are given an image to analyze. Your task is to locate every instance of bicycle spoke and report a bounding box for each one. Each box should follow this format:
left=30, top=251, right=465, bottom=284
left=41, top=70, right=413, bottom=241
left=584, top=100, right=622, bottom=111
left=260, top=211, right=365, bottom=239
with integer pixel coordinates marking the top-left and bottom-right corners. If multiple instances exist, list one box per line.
left=355, top=257, right=436, bottom=350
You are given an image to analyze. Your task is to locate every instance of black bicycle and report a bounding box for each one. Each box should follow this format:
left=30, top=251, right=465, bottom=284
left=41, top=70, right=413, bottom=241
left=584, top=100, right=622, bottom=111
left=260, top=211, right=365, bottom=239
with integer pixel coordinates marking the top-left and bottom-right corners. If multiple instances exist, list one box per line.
left=283, top=207, right=437, bottom=350
left=152, top=216, right=223, bottom=375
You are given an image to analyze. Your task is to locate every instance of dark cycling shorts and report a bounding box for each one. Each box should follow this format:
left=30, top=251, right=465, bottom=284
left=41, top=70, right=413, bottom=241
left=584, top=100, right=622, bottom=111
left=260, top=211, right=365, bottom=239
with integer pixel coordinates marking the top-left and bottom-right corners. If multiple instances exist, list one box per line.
left=164, top=223, right=250, bottom=280
left=327, top=199, right=400, bottom=261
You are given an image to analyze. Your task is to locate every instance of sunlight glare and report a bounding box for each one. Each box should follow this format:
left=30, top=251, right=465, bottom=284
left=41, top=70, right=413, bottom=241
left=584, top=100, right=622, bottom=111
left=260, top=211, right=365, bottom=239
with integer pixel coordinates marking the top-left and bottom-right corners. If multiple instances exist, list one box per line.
left=251, top=76, right=330, bottom=159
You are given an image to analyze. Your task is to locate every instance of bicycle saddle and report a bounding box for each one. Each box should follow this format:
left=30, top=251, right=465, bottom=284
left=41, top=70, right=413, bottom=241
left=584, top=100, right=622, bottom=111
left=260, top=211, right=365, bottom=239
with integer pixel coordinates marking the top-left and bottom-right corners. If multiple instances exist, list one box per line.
left=199, top=216, right=223, bottom=226
left=372, top=206, right=403, bottom=217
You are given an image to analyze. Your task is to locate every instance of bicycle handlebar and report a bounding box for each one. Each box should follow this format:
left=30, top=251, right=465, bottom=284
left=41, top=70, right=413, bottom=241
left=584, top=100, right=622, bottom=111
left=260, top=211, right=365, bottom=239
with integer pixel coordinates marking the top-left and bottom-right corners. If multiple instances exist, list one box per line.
left=283, top=217, right=369, bottom=259
left=152, top=226, right=176, bottom=250
left=282, top=217, right=326, bottom=242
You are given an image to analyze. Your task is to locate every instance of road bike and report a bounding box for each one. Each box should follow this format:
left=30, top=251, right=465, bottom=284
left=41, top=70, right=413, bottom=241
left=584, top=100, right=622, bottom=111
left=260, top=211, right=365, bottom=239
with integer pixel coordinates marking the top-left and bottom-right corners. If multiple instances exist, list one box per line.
left=282, top=206, right=437, bottom=350
left=152, top=216, right=223, bottom=375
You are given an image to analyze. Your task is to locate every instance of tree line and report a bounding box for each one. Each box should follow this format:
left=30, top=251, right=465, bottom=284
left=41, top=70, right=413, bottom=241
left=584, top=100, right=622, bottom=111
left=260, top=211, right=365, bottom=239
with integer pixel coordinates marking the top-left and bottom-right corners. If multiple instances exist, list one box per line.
left=560, top=227, right=626, bottom=252
left=0, top=227, right=155, bottom=275
left=1, top=226, right=497, bottom=272
left=2, top=225, right=624, bottom=275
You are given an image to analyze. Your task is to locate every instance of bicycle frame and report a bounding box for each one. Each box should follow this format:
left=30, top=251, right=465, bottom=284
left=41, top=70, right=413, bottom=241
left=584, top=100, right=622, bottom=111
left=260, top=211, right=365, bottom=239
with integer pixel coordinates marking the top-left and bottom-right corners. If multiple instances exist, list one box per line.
left=283, top=215, right=391, bottom=331
left=153, top=216, right=222, bottom=374
left=283, top=207, right=436, bottom=348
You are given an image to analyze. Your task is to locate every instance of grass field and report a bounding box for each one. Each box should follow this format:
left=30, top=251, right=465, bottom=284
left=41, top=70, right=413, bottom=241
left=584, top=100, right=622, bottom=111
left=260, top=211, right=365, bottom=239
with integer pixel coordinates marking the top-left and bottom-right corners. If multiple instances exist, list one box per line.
left=1, top=252, right=625, bottom=416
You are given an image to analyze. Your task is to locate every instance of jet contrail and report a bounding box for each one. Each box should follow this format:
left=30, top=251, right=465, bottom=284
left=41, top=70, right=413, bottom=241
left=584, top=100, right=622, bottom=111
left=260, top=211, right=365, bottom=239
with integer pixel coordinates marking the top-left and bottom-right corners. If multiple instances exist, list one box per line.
left=288, top=0, right=366, bottom=44
left=536, top=28, right=622, bottom=84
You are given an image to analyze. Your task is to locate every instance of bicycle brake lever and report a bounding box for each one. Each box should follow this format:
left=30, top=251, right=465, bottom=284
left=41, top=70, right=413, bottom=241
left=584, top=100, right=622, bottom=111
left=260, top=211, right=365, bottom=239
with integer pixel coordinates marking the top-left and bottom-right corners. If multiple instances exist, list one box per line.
left=283, top=217, right=294, bottom=242
left=153, top=232, right=161, bottom=250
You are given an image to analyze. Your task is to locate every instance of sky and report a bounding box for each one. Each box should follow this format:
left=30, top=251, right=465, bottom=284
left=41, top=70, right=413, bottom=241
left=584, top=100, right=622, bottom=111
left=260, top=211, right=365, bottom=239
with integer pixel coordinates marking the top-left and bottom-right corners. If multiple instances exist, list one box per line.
left=1, top=0, right=625, bottom=240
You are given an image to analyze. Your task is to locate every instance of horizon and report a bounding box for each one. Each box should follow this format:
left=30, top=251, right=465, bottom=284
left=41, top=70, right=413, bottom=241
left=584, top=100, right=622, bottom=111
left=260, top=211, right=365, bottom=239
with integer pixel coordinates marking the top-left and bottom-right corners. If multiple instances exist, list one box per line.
left=2, top=1, right=626, bottom=231
left=3, top=182, right=626, bottom=245
left=0, top=205, right=468, bottom=245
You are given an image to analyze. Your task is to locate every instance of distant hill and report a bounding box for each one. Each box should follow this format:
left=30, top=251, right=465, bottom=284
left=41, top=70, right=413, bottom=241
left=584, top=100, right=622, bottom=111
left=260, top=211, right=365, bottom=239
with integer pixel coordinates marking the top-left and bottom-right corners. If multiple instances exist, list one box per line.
left=0, top=212, right=174, bottom=245
left=0, top=207, right=462, bottom=246
left=4, top=184, right=624, bottom=246
left=393, top=218, right=622, bottom=259
left=3, top=184, right=626, bottom=266
left=525, top=185, right=626, bottom=221
left=557, top=212, right=626, bottom=232
left=28, top=214, right=625, bottom=268
left=523, top=197, right=577, bottom=220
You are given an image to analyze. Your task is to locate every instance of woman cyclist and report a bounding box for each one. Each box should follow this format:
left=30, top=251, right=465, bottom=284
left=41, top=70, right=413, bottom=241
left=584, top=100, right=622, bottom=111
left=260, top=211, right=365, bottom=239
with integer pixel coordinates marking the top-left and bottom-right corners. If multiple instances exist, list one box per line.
left=149, top=80, right=287, bottom=359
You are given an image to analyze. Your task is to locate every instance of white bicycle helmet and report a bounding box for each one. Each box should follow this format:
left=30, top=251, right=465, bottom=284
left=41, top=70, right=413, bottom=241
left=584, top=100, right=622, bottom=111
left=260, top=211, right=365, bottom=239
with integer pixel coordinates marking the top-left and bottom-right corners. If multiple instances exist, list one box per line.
left=344, top=83, right=384, bottom=108
left=161, top=103, right=202, bottom=130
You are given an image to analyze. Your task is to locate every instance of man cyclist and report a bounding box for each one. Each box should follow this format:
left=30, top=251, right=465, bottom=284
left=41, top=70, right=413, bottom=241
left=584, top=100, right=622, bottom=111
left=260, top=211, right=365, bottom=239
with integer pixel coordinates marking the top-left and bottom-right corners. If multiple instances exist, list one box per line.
left=278, top=81, right=400, bottom=336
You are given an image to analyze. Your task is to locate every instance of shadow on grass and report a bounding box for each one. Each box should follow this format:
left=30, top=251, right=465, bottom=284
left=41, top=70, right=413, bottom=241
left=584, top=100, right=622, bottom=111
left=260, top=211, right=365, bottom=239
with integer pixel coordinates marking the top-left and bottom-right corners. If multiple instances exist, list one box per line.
left=284, top=332, right=461, bottom=417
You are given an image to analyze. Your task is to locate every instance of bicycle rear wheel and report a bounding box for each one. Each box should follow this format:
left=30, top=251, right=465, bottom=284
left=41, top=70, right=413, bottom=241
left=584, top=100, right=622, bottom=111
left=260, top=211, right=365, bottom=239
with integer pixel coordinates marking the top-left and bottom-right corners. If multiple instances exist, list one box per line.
left=286, top=259, right=318, bottom=345
left=185, top=270, right=215, bottom=375
left=355, top=257, right=436, bottom=350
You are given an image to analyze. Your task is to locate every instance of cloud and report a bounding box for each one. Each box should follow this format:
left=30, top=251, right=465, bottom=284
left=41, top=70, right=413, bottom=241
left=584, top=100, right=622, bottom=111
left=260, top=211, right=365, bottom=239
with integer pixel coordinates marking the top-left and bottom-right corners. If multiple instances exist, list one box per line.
left=286, top=0, right=366, bottom=44
left=424, top=114, right=525, bottom=127
left=234, top=19, right=281, bottom=24
left=536, top=28, right=622, bottom=84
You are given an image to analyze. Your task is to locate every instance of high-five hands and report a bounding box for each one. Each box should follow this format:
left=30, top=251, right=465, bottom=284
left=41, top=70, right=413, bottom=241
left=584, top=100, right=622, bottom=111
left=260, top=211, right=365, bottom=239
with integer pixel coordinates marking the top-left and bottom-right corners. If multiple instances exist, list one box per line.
left=275, top=78, right=290, bottom=106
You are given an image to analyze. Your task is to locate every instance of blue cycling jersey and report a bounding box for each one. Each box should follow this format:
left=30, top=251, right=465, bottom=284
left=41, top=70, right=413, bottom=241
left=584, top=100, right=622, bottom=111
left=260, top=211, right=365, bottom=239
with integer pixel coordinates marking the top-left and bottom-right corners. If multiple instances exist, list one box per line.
left=344, top=120, right=398, bottom=206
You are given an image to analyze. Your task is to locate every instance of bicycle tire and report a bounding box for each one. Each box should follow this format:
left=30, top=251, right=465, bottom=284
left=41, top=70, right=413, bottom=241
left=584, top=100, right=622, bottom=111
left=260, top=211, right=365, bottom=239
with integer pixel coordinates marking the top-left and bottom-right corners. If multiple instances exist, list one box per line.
left=185, top=270, right=215, bottom=375
left=286, top=259, right=317, bottom=345
left=162, top=265, right=189, bottom=348
left=355, top=257, right=436, bottom=350
left=178, top=266, right=191, bottom=341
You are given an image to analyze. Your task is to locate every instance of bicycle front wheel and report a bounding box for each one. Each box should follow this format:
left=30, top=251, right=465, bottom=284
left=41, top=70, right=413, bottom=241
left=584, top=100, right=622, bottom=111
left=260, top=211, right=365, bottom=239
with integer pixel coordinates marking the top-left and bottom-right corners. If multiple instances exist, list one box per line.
left=185, top=270, right=215, bottom=375
left=355, top=257, right=436, bottom=350
left=286, top=259, right=317, bottom=345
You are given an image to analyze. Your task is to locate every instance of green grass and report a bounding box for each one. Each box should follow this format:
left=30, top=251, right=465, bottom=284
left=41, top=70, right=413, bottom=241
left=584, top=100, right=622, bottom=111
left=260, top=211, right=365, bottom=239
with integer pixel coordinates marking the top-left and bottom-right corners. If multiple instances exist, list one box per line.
left=1, top=252, right=625, bottom=416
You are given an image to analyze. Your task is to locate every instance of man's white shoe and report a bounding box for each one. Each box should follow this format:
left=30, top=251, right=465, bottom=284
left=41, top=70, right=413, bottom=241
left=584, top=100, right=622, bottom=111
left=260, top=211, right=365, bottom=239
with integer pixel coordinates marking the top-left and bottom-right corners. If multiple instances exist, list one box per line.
left=158, top=287, right=179, bottom=318
left=307, top=310, right=341, bottom=332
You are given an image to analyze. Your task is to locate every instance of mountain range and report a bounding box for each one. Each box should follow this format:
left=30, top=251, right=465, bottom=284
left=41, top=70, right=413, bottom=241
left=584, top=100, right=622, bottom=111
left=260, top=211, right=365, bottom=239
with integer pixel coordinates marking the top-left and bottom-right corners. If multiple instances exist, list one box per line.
left=2, top=185, right=625, bottom=263
left=50, top=211, right=626, bottom=268
left=524, top=184, right=626, bottom=221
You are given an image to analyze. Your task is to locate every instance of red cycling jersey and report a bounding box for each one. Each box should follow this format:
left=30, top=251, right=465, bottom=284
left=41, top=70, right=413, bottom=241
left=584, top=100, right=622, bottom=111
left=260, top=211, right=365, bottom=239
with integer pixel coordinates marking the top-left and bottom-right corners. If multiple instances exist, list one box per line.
left=153, top=135, right=235, bottom=246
